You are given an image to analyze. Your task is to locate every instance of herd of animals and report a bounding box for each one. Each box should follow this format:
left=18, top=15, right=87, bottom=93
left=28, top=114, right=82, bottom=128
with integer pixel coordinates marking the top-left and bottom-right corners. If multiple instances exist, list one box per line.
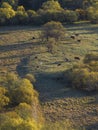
left=22, top=33, right=81, bottom=68
left=0, top=31, right=81, bottom=75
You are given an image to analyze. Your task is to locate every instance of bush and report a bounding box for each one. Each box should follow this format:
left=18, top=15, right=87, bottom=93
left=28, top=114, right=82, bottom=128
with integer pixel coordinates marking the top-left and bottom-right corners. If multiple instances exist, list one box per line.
left=0, top=111, right=42, bottom=130
left=0, top=2, right=15, bottom=25
left=87, top=3, right=98, bottom=23
left=41, top=21, right=66, bottom=41
left=75, top=9, right=87, bottom=20
left=15, top=6, right=29, bottom=25
left=0, top=87, right=9, bottom=111
left=64, top=53, right=98, bottom=91
left=37, top=0, right=65, bottom=24
left=15, top=103, right=33, bottom=119
left=11, top=78, right=39, bottom=105
left=63, top=10, right=78, bottom=23
left=1, top=2, right=13, bottom=9
left=27, top=10, right=38, bottom=24
left=0, top=73, right=43, bottom=130
left=0, top=73, right=38, bottom=106
left=64, top=66, right=98, bottom=91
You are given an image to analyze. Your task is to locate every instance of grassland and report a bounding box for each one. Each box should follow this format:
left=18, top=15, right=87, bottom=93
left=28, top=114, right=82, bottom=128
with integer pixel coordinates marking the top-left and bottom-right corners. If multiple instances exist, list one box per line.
left=0, top=23, right=98, bottom=129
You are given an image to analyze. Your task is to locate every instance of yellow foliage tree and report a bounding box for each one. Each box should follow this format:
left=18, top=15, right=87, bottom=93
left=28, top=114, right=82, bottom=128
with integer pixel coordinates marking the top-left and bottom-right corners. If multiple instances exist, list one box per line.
left=0, top=87, right=9, bottom=111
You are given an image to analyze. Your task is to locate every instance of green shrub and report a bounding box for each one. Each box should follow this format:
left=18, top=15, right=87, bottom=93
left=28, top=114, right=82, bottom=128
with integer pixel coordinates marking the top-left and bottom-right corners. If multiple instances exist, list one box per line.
left=41, top=21, right=66, bottom=41
left=87, top=3, right=98, bottom=23
left=63, top=10, right=78, bottom=23
left=64, top=54, right=98, bottom=91
left=15, top=6, right=28, bottom=25
left=0, top=2, right=15, bottom=25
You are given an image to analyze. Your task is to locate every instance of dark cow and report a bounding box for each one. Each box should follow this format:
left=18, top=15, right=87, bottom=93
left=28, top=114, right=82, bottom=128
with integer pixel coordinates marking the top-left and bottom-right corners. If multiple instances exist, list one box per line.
left=65, top=58, right=69, bottom=62
left=57, top=63, right=61, bottom=66
left=77, top=39, right=81, bottom=43
left=70, top=35, right=75, bottom=39
left=36, top=66, right=39, bottom=68
left=32, top=37, right=35, bottom=39
left=74, top=57, right=80, bottom=60
left=35, top=56, right=38, bottom=59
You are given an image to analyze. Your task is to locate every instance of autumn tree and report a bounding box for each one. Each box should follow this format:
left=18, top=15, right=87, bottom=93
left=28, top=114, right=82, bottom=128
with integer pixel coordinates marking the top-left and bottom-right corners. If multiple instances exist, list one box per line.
left=0, top=73, right=43, bottom=130
left=11, top=78, right=39, bottom=105
left=15, top=5, right=28, bottom=24
left=64, top=53, right=98, bottom=91
left=38, top=0, right=64, bottom=23
left=27, top=9, right=38, bottom=24
left=41, top=21, right=65, bottom=41
left=0, top=87, right=9, bottom=111
left=0, top=2, right=15, bottom=25
left=1, top=0, right=18, bottom=8
left=0, top=111, right=41, bottom=130
left=63, top=10, right=78, bottom=23
left=87, top=2, right=98, bottom=23
left=82, top=0, right=95, bottom=9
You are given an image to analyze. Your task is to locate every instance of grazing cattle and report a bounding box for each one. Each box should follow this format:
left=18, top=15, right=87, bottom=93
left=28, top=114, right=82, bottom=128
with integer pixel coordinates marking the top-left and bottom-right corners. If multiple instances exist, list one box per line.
left=57, top=63, right=61, bottom=66
left=35, top=56, right=38, bottom=59
left=32, top=37, right=35, bottom=39
left=65, top=58, right=69, bottom=62
left=70, top=35, right=75, bottom=39
left=36, top=66, right=39, bottom=68
left=74, top=57, right=80, bottom=60
left=77, top=39, right=81, bottom=43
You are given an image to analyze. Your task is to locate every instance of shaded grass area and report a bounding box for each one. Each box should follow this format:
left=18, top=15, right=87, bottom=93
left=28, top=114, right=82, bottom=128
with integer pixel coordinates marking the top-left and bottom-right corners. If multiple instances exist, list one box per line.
left=0, top=24, right=98, bottom=129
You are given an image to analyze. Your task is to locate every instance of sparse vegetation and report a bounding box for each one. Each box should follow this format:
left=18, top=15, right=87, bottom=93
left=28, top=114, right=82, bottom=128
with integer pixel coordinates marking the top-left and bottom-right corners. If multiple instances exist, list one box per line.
left=0, top=0, right=98, bottom=130
left=0, top=22, right=98, bottom=129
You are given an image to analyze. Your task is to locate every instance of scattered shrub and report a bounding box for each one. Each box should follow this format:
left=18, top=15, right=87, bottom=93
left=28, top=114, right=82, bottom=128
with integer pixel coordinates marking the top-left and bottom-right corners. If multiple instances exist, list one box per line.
left=64, top=53, right=98, bottom=91
left=41, top=21, right=66, bottom=41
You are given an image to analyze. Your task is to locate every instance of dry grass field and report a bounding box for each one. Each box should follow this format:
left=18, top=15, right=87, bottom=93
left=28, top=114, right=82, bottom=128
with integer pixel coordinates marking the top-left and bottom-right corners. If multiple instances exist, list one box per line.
left=0, top=23, right=98, bottom=129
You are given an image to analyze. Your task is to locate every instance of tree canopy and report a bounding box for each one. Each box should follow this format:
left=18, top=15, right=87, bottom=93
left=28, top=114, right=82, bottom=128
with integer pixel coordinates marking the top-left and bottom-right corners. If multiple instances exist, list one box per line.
left=41, top=21, right=66, bottom=41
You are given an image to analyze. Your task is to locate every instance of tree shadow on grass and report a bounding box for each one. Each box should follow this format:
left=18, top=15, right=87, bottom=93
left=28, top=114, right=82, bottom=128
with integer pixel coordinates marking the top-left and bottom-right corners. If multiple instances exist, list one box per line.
left=86, top=123, right=98, bottom=130
left=67, top=24, right=98, bottom=34
left=0, top=41, right=39, bottom=52
left=16, top=54, right=97, bottom=102
left=34, top=72, right=95, bottom=102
